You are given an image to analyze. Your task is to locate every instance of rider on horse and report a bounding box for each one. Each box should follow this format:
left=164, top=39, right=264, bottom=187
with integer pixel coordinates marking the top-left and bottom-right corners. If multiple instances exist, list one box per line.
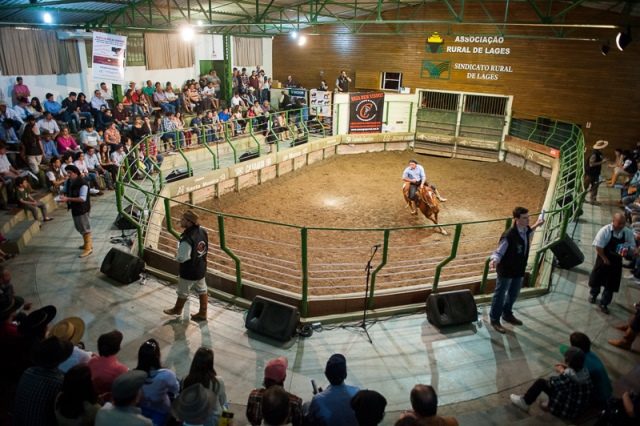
left=402, top=158, right=447, bottom=214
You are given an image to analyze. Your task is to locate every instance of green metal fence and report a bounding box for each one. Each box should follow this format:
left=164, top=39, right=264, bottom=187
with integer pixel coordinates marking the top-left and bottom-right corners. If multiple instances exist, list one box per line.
left=117, top=106, right=584, bottom=318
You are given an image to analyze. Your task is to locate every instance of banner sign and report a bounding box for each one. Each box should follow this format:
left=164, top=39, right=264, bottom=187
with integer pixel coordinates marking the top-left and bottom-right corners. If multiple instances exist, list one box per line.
left=310, top=89, right=332, bottom=117
left=92, top=32, right=127, bottom=84
left=349, top=92, right=385, bottom=134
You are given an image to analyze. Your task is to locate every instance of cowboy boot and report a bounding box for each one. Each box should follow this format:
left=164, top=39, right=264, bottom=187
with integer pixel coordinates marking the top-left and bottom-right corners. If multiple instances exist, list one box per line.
left=191, top=293, right=208, bottom=321
left=608, top=327, right=638, bottom=350
left=614, top=323, right=630, bottom=331
left=608, top=171, right=619, bottom=187
left=163, top=297, right=187, bottom=315
left=410, top=201, right=417, bottom=215
left=79, top=234, right=92, bottom=258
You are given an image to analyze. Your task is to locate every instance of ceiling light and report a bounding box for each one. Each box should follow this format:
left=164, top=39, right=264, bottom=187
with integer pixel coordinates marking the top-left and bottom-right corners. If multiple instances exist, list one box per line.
left=290, top=31, right=297, bottom=39
left=298, top=36, right=307, bottom=46
left=197, top=20, right=203, bottom=26
left=43, top=12, right=52, bottom=24
left=181, top=26, right=195, bottom=41
left=601, top=43, right=610, bottom=56
left=616, top=29, right=631, bottom=51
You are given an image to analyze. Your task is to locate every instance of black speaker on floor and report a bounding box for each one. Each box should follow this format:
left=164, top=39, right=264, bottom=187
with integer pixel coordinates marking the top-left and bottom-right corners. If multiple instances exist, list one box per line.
left=114, top=205, right=141, bottom=230
left=245, top=296, right=300, bottom=341
left=426, top=289, right=478, bottom=328
left=100, top=248, right=146, bottom=284
left=165, top=168, right=189, bottom=183
left=239, top=151, right=259, bottom=162
left=551, top=234, right=584, bottom=269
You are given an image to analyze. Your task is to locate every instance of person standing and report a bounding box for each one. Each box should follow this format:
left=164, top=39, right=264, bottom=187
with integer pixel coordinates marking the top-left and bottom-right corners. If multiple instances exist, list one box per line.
left=335, top=70, right=352, bottom=93
left=59, top=165, right=93, bottom=258
left=489, top=206, right=544, bottom=334
left=588, top=213, right=636, bottom=314
left=163, top=210, right=209, bottom=321
left=584, top=140, right=608, bottom=206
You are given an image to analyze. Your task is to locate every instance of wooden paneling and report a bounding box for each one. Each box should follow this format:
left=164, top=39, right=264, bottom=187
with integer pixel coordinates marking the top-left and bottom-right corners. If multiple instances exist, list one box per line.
left=272, top=3, right=640, bottom=156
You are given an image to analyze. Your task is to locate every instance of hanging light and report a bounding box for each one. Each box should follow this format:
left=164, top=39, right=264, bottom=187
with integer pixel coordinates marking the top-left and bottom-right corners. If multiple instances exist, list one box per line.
left=616, top=28, right=632, bottom=51
left=181, top=26, right=195, bottom=41
left=290, top=31, right=298, bottom=39
left=43, top=12, right=52, bottom=24
left=298, top=36, right=307, bottom=46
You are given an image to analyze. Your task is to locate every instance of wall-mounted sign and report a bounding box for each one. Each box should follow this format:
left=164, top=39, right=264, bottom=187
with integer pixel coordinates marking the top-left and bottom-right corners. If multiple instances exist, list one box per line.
left=348, top=92, right=385, bottom=134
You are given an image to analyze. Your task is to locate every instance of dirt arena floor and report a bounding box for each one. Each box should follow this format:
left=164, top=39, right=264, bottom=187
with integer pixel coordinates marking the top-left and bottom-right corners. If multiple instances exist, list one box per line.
left=170, top=151, right=549, bottom=296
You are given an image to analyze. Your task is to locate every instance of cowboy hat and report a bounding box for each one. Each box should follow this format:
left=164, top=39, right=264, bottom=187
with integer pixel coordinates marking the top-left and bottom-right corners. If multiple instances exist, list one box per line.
left=18, top=305, right=56, bottom=337
left=183, top=209, right=199, bottom=224
left=593, top=140, right=608, bottom=150
left=50, top=317, right=85, bottom=345
left=31, top=336, right=74, bottom=368
left=112, top=370, right=148, bottom=400
left=0, top=295, right=24, bottom=319
left=171, top=383, right=216, bottom=423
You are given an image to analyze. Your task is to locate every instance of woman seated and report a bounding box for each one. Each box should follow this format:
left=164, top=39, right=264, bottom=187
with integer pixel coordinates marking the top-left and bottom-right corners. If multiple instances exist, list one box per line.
left=74, top=151, right=104, bottom=194
left=98, top=143, right=119, bottom=184
left=174, top=112, right=192, bottom=147
left=28, top=97, right=45, bottom=120
left=231, top=106, right=246, bottom=136
left=132, top=88, right=150, bottom=117
left=56, top=127, right=81, bottom=153
left=54, top=365, right=102, bottom=425
left=188, top=84, right=203, bottom=113
left=135, top=338, right=180, bottom=414
left=182, top=88, right=195, bottom=114
left=181, top=347, right=227, bottom=426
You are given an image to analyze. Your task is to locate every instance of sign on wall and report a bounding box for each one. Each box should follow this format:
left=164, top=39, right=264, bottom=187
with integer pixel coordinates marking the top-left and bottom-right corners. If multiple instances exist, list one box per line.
left=348, top=92, right=385, bottom=134
left=423, top=32, right=513, bottom=81
left=310, top=89, right=332, bottom=117
left=92, top=32, right=127, bottom=84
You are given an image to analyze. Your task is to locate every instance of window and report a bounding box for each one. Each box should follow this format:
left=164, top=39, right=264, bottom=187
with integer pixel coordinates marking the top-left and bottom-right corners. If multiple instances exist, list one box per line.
left=381, top=72, right=402, bottom=91
left=463, top=95, right=508, bottom=116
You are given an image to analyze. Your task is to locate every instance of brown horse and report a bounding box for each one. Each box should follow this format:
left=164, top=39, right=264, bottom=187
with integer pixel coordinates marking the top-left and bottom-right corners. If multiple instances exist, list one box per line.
left=402, top=183, right=448, bottom=235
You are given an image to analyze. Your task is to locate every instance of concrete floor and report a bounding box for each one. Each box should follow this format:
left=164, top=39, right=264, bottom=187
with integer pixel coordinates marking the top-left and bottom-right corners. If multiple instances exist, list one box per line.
left=9, top=178, right=640, bottom=425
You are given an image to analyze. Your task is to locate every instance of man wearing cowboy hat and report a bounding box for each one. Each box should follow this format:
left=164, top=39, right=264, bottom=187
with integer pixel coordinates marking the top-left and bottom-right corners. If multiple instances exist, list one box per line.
left=50, top=316, right=93, bottom=373
left=14, top=336, right=74, bottom=426
left=584, top=140, right=609, bottom=206
left=59, top=164, right=93, bottom=258
left=171, top=383, right=217, bottom=425
left=163, top=209, right=209, bottom=321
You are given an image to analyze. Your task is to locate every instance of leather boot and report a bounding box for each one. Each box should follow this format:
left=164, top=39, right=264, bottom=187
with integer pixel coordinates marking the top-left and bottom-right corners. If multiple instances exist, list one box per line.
left=163, top=297, right=187, bottom=315
left=79, top=234, right=92, bottom=258
left=410, top=201, right=417, bottom=215
left=608, top=172, right=619, bottom=187
left=614, top=323, right=630, bottom=331
left=191, top=293, right=208, bottom=321
left=608, top=327, right=638, bottom=350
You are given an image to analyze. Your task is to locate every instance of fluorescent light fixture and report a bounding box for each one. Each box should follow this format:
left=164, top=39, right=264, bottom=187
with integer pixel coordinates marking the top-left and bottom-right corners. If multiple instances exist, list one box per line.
left=298, top=36, right=307, bottom=46
left=290, top=31, right=297, bottom=39
left=197, top=20, right=203, bottom=26
left=181, top=26, right=195, bottom=41
left=616, top=29, right=631, bottom=51
left=43, top=13, right=52, bottom=24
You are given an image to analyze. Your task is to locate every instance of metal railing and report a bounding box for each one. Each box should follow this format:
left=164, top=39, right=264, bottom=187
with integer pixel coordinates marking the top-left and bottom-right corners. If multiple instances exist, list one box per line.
left=115, top=105, right=584, bottom=318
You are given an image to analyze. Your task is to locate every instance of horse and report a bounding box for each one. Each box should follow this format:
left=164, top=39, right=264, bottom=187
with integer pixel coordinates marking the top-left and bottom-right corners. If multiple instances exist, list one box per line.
left=402, top=183, right=448, bottom=235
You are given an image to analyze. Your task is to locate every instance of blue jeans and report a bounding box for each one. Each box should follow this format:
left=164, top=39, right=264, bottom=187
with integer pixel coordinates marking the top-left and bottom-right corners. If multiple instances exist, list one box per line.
left=589, top=286, right=613, bottom=306
left=489, top=275, right=524, bottom=324
left=158, top=102, right=176, bottom=115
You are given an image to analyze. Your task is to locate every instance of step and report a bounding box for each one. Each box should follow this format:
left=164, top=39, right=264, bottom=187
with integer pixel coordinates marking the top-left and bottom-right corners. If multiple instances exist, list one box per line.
left=33, top=192, right=57, bottom=214
left=0, top=212, right=23, bottom=235
left=1, top=220, right=40, bottom=254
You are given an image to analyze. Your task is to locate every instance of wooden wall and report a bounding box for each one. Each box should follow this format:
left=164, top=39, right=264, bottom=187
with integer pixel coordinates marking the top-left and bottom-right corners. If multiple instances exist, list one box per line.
left=272, top=3, right=640, bottom=155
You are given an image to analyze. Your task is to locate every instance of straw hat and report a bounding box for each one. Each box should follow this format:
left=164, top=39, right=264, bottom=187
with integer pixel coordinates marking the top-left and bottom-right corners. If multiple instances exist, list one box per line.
left=183, top=209, right=199, bottom=225
left=593, top=140, right=608, bottom=150
left=50, top=317, right=85, bottom=345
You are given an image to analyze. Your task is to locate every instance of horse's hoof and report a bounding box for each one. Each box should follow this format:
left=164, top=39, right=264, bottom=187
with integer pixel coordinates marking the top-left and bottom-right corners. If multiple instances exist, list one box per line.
left=441, top=230, right=448, bottom=235
left=411, top=210, right=418, bottom=215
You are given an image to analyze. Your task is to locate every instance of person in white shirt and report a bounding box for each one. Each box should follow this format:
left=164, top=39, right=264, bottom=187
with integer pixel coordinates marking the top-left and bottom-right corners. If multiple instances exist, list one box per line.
left=39, top=112, right=61, bottom=140
left=90, top=90, right=109, bottom=111
left=230, top=93, right=244, bottom=108
left=99, top=82, right=113, bottom=100
left=13, top=97, right=32, bottom=121
left=202, top=82, right=218, bottom=111
left=79, top=124, right=101, bottom=148
left=85, top=146, right=114, bottom=190
left=110, top=144, right=126, bottom=167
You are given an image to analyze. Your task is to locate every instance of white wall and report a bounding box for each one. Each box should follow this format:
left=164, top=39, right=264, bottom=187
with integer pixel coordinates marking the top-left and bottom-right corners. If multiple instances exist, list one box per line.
left=333, top=92, right=418, bottom=134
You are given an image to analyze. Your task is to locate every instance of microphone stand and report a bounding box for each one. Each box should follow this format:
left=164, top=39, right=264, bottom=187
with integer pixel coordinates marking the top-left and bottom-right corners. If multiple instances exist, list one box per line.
left=359, top=244, right=380, bottom=344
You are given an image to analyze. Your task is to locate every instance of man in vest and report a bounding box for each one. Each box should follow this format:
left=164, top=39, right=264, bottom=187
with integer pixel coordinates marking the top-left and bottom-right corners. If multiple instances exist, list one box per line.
left=335, top=70, right=352, bottom=93
left=584, top=140, right=609, bottom=206
left=163, top=209, right=209, bottom=321
left=588, top=213, right=636, bottom=314
left=59, top=165, right=93, bottom=258
left=489, top=206, right=544, bottom=334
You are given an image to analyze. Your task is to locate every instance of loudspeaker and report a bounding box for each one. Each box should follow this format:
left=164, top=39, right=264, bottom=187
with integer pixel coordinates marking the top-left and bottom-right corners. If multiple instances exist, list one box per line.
left=100, top=248, right=146, bottom=284
left=114, top=205, right=141, bottom=230
left=426, top=290, right=477, bottom=328
left=165, top=168, right=189, bottom=183
left=239, top=151, right=259, bottom=162
left=551, top=234, right=584, bottom=269
left=245, top=296, right=300, bottom=341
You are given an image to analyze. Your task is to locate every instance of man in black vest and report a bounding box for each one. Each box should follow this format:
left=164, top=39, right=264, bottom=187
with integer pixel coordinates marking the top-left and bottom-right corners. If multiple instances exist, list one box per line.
left=489, top=206, right=544, bottom=334
left=335, top=70, right=352, bottom=93
left=584, top=140, right=609, bottom=206
left=163, top=209, right=209, bottom=321
left=59, top=165, right=93, bottom=258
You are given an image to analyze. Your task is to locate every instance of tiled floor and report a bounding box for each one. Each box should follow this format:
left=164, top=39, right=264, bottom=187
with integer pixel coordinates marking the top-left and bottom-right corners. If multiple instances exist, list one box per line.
left=9, top=178, right=640, bottom=425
